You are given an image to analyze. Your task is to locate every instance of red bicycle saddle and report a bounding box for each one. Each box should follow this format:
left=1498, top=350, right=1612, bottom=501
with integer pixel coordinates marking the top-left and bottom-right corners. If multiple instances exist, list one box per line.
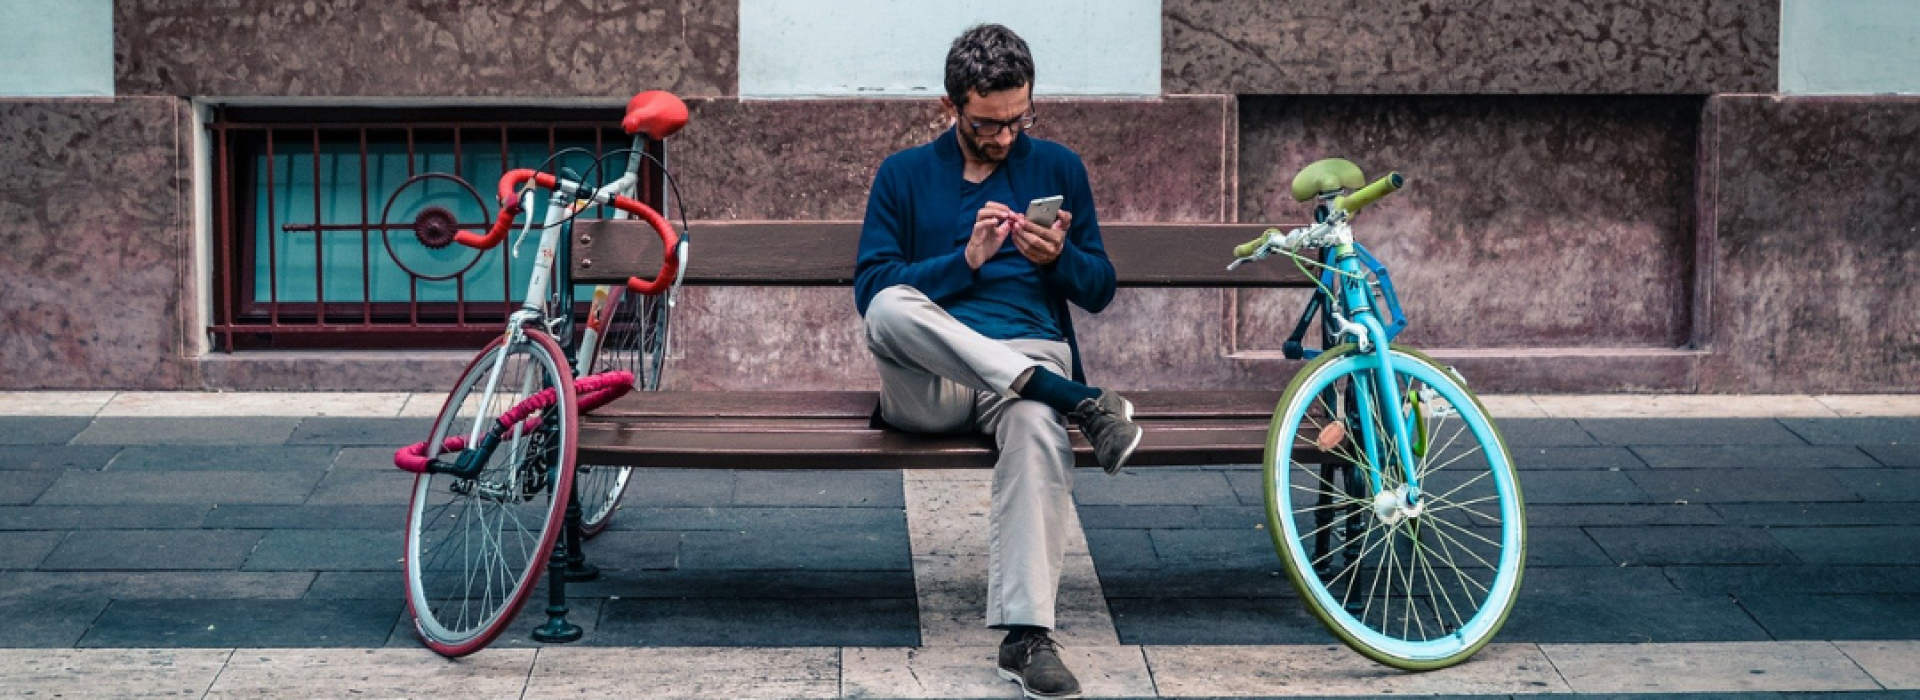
left=622, top=90, right=688, bottom=139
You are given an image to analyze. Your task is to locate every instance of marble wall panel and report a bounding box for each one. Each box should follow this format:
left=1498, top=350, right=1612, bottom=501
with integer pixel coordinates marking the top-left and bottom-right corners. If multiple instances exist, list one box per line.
left=670, top=97, right=1231, bottom=221
left=0, top=97, right=198, bottom=390
left=1165, top=0, right=1777, bottom=95
left=662, top=97, right=1236, bottom=391
left=115, top=0, right=736, bottom=98
left=1698, top=96, right=1920, bottom=393
left=1236, top=95, right=1701, bottom=353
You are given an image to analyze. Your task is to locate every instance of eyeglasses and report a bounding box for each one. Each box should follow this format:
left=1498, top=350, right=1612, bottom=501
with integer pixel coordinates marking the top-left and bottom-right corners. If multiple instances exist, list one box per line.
left=961, top=108, right=1037, bottom=137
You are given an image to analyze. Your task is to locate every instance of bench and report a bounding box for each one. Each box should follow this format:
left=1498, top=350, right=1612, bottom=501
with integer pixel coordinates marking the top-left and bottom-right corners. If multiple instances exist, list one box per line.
left=570, top=220, right=1330, bottom=470
left=523, top=219, right=1339, bottom=643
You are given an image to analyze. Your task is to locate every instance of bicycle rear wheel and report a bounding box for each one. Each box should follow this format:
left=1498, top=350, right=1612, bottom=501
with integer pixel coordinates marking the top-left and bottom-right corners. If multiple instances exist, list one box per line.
left=1265, top=344, right=1524, bottom=670
left=573, top=286, right=672, bottom=537
left=404, top=331, right=578, bottom=657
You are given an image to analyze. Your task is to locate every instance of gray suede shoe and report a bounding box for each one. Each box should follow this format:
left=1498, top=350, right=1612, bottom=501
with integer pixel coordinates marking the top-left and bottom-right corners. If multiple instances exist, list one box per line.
left=998, top=632, right=1082, bottom=699
left=1072, top=388, right=1141, bottom=474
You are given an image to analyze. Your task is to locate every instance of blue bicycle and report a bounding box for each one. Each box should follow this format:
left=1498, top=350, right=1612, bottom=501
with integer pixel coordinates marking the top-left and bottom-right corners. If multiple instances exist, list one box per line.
left=1231, top=158, right=1525, bottom=670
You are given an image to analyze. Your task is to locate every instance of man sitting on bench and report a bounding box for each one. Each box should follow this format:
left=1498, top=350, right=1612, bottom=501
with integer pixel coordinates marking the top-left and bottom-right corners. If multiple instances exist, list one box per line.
left=852, top=23, right=1141, bottom=700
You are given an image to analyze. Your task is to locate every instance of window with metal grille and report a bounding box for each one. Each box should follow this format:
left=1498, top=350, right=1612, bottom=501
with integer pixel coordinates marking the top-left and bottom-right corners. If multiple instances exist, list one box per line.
left=209, top=106, right=666, bottom=351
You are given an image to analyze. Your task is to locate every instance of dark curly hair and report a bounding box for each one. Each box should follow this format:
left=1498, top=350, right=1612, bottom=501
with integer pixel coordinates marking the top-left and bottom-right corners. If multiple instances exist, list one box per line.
left=944, top=24, right=1034, bottom=110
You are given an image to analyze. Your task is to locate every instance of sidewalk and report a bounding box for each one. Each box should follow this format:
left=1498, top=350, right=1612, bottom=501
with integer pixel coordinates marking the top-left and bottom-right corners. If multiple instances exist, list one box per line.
left=0, top=392, right=1916, bottom=697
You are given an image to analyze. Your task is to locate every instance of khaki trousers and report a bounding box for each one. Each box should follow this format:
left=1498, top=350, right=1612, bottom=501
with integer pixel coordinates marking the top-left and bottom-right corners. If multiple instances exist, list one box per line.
left=864, top=285, right=1074, bottom=629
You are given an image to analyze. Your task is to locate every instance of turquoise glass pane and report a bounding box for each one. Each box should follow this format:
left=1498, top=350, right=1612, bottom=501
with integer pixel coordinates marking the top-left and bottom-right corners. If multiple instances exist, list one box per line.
left=252, top=136, right=606, bottom=305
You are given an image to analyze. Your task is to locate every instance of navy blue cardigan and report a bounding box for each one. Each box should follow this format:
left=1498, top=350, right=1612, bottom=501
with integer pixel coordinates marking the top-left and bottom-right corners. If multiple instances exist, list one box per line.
left=854, top=128, right=1116, bottom=383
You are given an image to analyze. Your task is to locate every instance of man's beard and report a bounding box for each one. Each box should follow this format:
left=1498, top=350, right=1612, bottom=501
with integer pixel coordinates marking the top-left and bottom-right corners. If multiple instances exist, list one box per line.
left=959, top=129, right=1007, bottom=162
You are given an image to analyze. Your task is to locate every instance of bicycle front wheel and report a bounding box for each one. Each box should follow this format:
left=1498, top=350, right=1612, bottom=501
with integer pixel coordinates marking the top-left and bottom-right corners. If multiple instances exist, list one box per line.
left=1265, top=344, right=1524, bottom=670
left=404, top=331, right=578, bottom=657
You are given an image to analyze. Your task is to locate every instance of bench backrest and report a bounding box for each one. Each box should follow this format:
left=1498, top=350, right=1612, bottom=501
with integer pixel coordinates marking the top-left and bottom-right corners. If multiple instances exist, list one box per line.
left=572, top=220, right=1313, bottom=288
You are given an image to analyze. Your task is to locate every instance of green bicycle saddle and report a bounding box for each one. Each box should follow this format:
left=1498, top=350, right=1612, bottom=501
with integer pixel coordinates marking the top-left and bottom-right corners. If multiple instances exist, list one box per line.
left=1290, top=158, right=1367, bottom=202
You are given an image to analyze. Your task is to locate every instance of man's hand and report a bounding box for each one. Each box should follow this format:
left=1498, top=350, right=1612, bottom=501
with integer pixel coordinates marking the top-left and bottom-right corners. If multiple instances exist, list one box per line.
left=1012, top=209, right=1069, bottom=267
left=967, top=202, right=1016, bottom=270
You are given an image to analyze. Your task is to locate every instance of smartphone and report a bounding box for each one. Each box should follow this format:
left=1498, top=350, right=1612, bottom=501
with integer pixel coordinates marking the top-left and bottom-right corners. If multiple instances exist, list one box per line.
left=1024, top=195, right=1065, bottom=228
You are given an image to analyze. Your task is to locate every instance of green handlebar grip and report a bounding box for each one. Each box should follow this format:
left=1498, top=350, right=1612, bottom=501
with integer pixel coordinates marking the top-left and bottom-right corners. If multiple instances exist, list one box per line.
left=1233, top=232, right=1271, bottom=259
left=1335, top=172, right=1405, bottom=215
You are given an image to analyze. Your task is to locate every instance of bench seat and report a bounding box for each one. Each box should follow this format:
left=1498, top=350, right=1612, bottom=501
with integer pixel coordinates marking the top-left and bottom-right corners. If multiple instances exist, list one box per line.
left=577, top=390, right=1331, bottom=470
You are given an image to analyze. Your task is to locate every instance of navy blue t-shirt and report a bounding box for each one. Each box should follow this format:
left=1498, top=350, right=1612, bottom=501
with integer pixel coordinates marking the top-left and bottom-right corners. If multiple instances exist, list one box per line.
left=943, top=168, right=1061, bottom=341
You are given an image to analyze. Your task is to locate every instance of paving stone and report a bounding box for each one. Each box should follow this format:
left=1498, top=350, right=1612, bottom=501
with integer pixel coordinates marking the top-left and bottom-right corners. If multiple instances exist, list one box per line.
left=1836, top=640, right=1920, bottom=691
left=1544, top=640, right=1881, bottom=694
left=0, top=649, right=231, bottom=696
left=0, top=505, right=207, bottom=530
left=332, top=446, right=409, bottom=471
left=304, top=572, right=395, bottom=599
left=0, top=597, right=111, bottom=647
left=1512, top=446, right=1648, bottom=471
left=1740, top=594, right=1920, bottom=640
left=844, top=644, right=1155, bottom=700
left=1587, top=525, right=1800, bottom=566
left=1093, top=567, right=1295, bottom=598
left=1071, top=470, right=1239, bottom=506
left=1769, top=526, right=1920, bottom=565
left=1222, top=468, right=1272, bottom=507
left=0, top=445, right=120, bottom=470
left=1830, top=469, right=1920, bottom=502
left=1864, top=444, right=1920, bottom=467
left=303, top=469, right=413, bottom=506
left=1149, top=528, right=1283, bottom=570
left=1664, top=565, right=1920, bottom=595
left=1525, top=526, right=1615, bottom=566
left=72, top=417, right=300, bottom=445
left=1522, top=503, right=1725, bottom=527
left=0, top=417, right=92, bottom=445
left=287, top=417, right=433, bottom=446
left=1578, top=418, right=1808, bottom=446
left=732, top=470, right=905, bottom=507
left=607, top=506, right=906, bottom=531
left=39, top=530, right=263, bottom=571
left=1517, top=470, right=1651, bottom=505
left=1633, top=445, right=1881, bottom=470
left=0, top=571, right=314, bottom=601
left=678, top=527, right=909, bottom=571
left=524, top=647, right=839, bottom=699
left=1498, top=418, right=1598, bottom=446
left=1083, top=528, right=1161, bottom=570
left=573, top=530, right=678, bottom=571
left=594, top=597, right=918, bottom=646
left=383, top=597, right=605, bottom=650
left=1149, top=643, right=1568, bottom=696
left=1500, top=567, right=1772, bottom=643
left=0, top=470, right=60, bottom=505
left=1717, top=503, right=1920, bottom=529
left=0, top=531, right=63, bottom=569
left=106, top=446, right=337, bottom=471
left=199, top=504, right=409, bottom=529
left=80, top=598, right=403, bottom=647
left=1075, top=504, right=1264, bottom=530
left=615, top=468, right=734, bottom=507
left=244, top=530, right=405, bottom=571
left=1629, top=469, right=1861, bottom=504
left=209, top=647, right=536, bottom=699
left=569, top=568, right=915, bottom=599
left=34, top=470, right=325, bottom=506
left=1780, top=418, right=1920, bottom=446
left=1107, top=596, right=1332, bottom=645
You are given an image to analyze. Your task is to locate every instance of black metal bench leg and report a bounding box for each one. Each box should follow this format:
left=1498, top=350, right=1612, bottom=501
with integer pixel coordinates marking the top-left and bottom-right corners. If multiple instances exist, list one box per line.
left=532, top=492, right=587, bottom=643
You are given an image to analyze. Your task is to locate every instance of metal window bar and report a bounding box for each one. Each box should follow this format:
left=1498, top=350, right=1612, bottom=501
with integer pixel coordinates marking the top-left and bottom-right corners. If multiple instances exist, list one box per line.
left=208, top=106, right=665, bottom=351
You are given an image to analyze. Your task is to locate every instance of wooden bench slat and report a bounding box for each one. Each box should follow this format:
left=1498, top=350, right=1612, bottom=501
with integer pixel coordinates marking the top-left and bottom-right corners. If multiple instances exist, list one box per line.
left=587, top=390, right=1287, bottom=420
left=576, top=422, right=1321, bottom=470
left=572, top=220, right=1315, bottom=288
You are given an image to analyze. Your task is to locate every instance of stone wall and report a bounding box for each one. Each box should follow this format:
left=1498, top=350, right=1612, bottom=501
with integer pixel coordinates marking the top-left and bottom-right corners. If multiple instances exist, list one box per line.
left=7, top=1, right=1913, bottom=393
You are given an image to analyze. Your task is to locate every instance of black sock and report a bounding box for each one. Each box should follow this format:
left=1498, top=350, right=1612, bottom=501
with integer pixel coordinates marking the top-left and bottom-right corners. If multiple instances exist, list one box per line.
left=1001, top=625, right=1047, bottom=644
left=1016, top=366, right=1099, bottom=415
